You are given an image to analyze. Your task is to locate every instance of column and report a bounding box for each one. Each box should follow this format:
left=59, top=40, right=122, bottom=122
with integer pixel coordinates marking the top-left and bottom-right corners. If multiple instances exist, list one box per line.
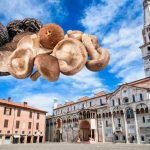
left=123, top=109, right=129, bottom=143
left=101, top=117, right=105, bottom=143
left=111, top=112, right=115, bottom=133
left=24, top=136, right=27, bottom=144
left=134, top=110, right=140, bottom=144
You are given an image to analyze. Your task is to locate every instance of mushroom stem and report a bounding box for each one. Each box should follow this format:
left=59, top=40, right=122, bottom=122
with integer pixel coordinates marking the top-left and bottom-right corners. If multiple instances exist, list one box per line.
left=82, top=34, right=99, bottom=60
left=30, top=71, right=41, bottom=81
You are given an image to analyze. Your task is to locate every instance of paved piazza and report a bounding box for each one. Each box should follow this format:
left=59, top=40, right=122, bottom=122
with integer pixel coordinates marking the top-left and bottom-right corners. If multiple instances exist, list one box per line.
left=0, top=143, right=150, bottom=150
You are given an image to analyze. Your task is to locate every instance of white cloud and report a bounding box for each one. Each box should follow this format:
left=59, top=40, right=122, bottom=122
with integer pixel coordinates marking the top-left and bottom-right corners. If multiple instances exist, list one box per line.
left=80, top=0, right=145, bottom=83
left=20, top=93, right=61, bottom=114
left=0, top=0, right=66, bottom=25
left=80, top=0, right=128, bottom=33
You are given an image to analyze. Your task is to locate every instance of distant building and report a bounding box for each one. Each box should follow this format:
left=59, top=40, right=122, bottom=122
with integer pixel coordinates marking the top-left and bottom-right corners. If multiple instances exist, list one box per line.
left=140, top=0, right=150, bottom=77
left=0, top=99, right=47, bottom=144
left=46, top=77, right=150, bottom=144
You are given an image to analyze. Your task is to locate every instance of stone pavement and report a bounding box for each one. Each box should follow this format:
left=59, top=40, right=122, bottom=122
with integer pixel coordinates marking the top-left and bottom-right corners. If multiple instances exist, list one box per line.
left=0, top=143, right=150, bottom=150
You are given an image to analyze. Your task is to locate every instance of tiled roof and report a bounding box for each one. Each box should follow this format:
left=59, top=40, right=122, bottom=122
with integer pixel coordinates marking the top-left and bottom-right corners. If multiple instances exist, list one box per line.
left=78, top=96, right=89, bottom=102
left=0, top=99, right=47, bottom=113
left=94, top=91, right=105, bottom=97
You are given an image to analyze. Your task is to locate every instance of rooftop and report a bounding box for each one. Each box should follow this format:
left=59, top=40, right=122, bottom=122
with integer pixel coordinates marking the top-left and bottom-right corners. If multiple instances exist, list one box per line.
left=0, top=99, right=47, bottom=113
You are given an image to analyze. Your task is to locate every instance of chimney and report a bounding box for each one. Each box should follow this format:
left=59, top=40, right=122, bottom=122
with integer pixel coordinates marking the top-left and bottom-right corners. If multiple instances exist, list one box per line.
left=23, top=102, right=28, bottom=106
left=8, top=97, right=11, bottom=102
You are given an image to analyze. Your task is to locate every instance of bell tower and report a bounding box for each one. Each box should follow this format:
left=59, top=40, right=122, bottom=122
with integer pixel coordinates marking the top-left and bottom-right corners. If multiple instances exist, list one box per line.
left=140, top=0, right=150, bottom=77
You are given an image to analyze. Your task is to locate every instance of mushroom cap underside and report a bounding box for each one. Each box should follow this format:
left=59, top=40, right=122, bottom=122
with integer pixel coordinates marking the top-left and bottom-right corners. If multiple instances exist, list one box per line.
left=53, top=38, right=87, bottom=75
left=8, top=48, right=34, bottom=79
left=86, top=48, right=110, bottom=72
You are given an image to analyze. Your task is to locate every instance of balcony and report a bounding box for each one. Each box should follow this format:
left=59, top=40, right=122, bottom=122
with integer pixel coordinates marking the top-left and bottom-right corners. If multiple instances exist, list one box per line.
left=115, top=127, right=122, bottom=132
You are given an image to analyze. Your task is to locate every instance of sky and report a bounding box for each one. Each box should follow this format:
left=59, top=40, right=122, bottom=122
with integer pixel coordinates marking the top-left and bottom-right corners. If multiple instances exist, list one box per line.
left=0, top=0, right=145, bottom=114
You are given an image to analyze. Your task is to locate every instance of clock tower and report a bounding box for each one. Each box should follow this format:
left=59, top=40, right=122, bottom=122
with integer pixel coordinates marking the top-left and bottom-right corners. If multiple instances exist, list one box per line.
left=140, top=0, right=150, bottom=77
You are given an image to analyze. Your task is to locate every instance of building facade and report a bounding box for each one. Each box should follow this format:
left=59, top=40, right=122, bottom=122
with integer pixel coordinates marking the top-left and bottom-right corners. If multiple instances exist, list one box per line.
left=46, top=77, right=150, bottom=144
left=0, top=99, right=46, bottom=144
left=140, top=0, right=150, bottom=77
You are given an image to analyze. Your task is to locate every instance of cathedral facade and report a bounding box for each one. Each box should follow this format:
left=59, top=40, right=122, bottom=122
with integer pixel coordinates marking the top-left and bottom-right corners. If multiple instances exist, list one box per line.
left=46, top=77, right=150, bottom=144
left=45, top=0, right=150, bottom=144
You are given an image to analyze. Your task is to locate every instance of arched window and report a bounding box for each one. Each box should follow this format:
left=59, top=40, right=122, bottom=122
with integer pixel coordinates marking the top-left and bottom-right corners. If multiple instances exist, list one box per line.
left=109, top=112, right=111, bottom=117
left=106, top=113, right=108, bottom=117
left=140, top=94, right=143, bottom=101
left=126, top=108, right=134, bottom=119
left=99, top=114, right=101, bottom=118
left=140, top=108, right=145, bottom=114
left=106, top=120, right=108, bottom=127
left=102, top=113, right=105, bottom=118
left=123, top=97, right=129, bottom=103
left=136, top=109, right=140, bottom=114
left=100, top=99, right=102, bottom=105
left=118, top=98, right=121, bottom=105
left=143, top=116, right=145, bottom=123
left=132, top=95, right=135, bottom=102
left=112, top=100, right=115, bottom=106
left=145, top=107, right=148, bottom=113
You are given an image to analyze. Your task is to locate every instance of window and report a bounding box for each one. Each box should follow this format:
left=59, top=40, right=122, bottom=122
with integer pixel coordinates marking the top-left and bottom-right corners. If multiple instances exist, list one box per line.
left=100, top=99, right=102, bottom=105
left=4, top=119, right=8, bottom=128
left=29, top=111, right=32, bottom=118
left=147, top=46, right=150, bottom=51
left=143, top=116, right=145, bottom=123
left=118, top=98, right=121, bottom=105
left=82, top=103, right=84, bottom=109
left=106, top=120, right=108, bottom=127
left=126, top=108, right=134, bottom=119
left=37, top=113, right=40, bottom=119
left=140, top=94, right=143, bottom=101
left=4, top=107, right=11, bottom=115
left=17, top=109, right=21, bottom=117
left=36, top=123, right=39, bottom=130
left=112, top=100, right=115, bottom=106
left=89, top=102, right=92, bottom=107
left=132, top=95, right=135, bottom=102
left=28, top=122, right=32, bottom=129
left=74, top=106, right=75, bottom=110
left=141, top=136, right=144, bottom=141
left=118, top=118, right=121, bottom=127
left=16, top=121, right=20, bottom=129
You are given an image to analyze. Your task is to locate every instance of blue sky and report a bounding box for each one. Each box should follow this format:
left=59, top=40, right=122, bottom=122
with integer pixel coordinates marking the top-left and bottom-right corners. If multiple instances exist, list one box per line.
left=0, top=0, right=145, bottom=114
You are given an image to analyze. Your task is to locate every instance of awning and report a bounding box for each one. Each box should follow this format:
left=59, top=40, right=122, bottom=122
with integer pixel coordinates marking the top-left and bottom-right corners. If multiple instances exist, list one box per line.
left=13, top=135, right=20, bottom=138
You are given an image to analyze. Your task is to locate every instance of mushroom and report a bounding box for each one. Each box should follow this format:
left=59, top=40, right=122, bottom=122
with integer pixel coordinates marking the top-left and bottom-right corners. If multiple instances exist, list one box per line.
left=82, top=34, right=110, bottom=72
left=65, top=30, right=83, bottom=41
left=52, top=38, right=87, bottom=75
left=0, top=51, right=12, bottom=76
left=0, top=22, right=9, bottom=47
left=8, top=34, right=52, bottom=79
left=39, top=24, right=64, bottom=49
left=32, top=54, right=60, bottom=82
left=17, top=34, right=52, bottom=56
left=7, top=48, right=34, bottom=79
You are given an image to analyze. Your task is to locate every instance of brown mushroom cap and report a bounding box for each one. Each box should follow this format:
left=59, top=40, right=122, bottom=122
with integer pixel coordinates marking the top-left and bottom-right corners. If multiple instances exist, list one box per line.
left=52, top=38, right=87, bottom=75
left=65, top=30, right=83, bottom=41
left=7, top=48, right=34, bottom=79
left=39, top=24, right=64, bottom=49
left=34, top=54, right=60, bottom=82
left=86, top=47, right=110, bottom=72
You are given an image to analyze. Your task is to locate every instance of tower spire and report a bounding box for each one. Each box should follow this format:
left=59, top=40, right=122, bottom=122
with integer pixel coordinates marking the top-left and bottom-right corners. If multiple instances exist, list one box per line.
left=140, top=0, right=150, bottom=77
left=143, top=0, right=150, bottom=27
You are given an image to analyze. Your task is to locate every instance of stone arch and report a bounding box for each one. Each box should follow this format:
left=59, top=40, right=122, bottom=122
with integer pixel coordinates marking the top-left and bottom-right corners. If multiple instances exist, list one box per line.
left=136, top=103, right=149, bottom=114
left=79, top=120, right=91, bottom=141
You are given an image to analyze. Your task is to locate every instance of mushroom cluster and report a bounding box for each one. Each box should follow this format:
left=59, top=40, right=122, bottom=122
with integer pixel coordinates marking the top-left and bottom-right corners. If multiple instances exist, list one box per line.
left=0, top=19, right=110, bottom=82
